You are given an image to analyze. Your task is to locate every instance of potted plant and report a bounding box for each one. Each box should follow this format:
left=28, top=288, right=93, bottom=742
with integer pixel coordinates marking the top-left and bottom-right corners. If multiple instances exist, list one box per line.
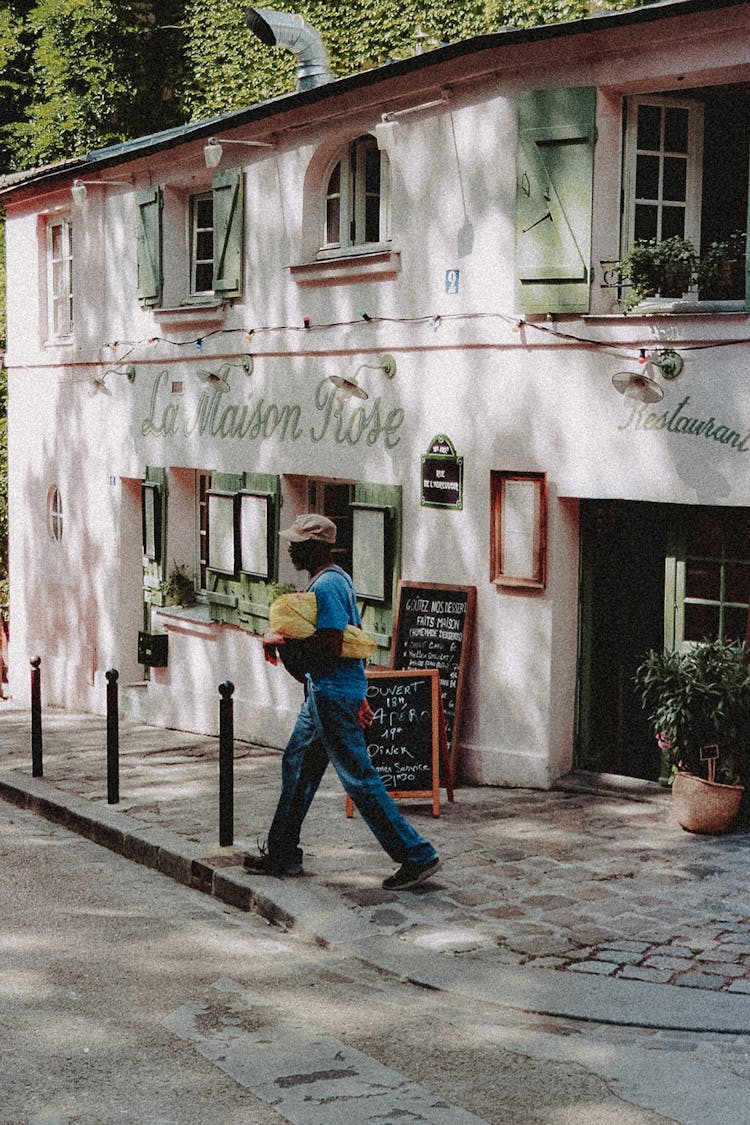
left=698, top=230, right=747, bottom=300
left=615, top=236, right=699, bottom=311
left=634, top=638, right=750, bottom=834
left=159, top=563, right=196, bottom=606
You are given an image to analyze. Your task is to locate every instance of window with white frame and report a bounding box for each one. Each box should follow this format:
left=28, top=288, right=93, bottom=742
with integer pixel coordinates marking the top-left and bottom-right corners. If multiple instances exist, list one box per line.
left=323, top=135, right=390, bottom=253
left=137, top=167, right=244, bottom=308
left=46, top=216, right=73, bottom=338
left=190, top=192, right=214, bottom=296
left=621, top=88, right=750, bottom=302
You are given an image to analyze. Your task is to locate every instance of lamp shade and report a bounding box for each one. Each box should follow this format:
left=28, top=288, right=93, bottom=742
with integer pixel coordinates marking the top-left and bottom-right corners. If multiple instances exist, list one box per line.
left=204, top=139, right=223, bottom=168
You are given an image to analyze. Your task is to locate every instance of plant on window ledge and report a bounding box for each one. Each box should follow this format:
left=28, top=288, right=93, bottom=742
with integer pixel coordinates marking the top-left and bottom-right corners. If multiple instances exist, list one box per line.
left=698, top=230, right=747, bottom=300
left=160, top=563, right=196, bottom=606
left=614, top=236, right=699, bottom=312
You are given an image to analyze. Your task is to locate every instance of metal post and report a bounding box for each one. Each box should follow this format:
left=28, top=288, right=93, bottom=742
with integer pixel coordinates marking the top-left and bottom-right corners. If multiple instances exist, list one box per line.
left=219, top=680, right=235, bottom=847
left=30, top=657, right=43, bottom=778
left=106, top=669, right=119, bottom=805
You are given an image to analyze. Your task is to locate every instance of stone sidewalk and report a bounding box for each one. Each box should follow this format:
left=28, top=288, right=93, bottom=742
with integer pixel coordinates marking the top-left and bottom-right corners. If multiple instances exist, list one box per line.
left=4, top=702, right=750, bottom=1031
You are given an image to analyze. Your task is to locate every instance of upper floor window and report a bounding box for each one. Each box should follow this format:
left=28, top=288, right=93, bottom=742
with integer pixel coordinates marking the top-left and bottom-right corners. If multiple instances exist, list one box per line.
left=46, top=216, right=73, bottom=338
left=137, top=167, right=244, bottom=308
left=323, top=135, right=390, bottom=253
left=190, top=193, right=214, bottom=296
left=621, top=88, right=749, bottom=302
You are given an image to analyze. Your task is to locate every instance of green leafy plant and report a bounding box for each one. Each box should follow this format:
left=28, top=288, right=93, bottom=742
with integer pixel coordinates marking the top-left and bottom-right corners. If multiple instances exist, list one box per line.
left=160, top=562, right=196, bottom=606
left=698, top=230, right=747, bottom=300
left=634, top=638, right=750, bottom=785
left=265, top=581, right=297, bottom=604
left=615, top=236, right=699, bottom=312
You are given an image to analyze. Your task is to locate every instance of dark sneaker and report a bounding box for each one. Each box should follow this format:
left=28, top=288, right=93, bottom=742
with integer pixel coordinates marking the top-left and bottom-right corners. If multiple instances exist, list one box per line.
left=242, top=851, right=304, bottom=878
left=382, top=857, right=442, bottom=890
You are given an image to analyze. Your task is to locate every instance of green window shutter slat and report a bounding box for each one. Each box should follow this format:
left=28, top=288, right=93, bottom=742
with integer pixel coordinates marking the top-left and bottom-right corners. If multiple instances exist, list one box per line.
left=516, top=87, right=596, bottom=314
left=136, top=187, right=163, bottom=307
left=354, top=482, right=402, bottom=665
left=212, top=168, right=244, bottom=298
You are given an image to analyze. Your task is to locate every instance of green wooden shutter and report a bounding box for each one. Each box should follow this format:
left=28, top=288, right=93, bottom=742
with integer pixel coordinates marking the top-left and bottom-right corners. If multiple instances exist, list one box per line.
left=354, top=482, right=402, bottom=665
left=136, top=187, right=163, bottom=307
left=238, top=471, right=282, bottom=634
left=516, top=87, right=596, bottom=314
left=142, top=466, right=167, bottom=607
left=206, top=471, right=243, bottom=622
left=212, top=168, right=244, bottom=298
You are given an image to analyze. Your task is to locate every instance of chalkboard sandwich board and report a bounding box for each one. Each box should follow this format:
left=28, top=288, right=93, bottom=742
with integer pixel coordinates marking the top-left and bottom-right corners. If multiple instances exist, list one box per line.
left=391, top=581, right=476, bottom=778
left=346, top=668, right=453, bottom=818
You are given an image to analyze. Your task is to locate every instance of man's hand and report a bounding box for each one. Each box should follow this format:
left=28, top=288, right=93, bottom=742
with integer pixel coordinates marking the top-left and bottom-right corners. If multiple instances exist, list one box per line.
left=262, top=630, right=285, bottom=666
left=358, top=699, right=374, bottom=729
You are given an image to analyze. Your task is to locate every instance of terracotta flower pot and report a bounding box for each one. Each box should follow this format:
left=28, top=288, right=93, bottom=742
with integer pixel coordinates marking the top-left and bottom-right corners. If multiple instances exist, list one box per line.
left=672, top=771, right=744, bottom=834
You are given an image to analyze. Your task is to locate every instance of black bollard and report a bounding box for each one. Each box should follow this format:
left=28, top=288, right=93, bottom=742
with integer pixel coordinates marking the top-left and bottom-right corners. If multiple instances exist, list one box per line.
left=30, top=657, right=43, bottom=778
left=106, top=669, right=119, bottom=805
left=219, top=680, right=235, bottom=847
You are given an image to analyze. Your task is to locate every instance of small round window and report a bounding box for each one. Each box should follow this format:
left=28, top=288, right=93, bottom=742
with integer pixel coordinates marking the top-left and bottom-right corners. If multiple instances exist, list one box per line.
left=47, top=485, right=63, bottom=542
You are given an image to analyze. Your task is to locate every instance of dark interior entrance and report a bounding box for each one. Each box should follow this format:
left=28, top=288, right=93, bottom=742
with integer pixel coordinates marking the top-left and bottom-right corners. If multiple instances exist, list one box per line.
left=577, top=500, right=667, bottom=781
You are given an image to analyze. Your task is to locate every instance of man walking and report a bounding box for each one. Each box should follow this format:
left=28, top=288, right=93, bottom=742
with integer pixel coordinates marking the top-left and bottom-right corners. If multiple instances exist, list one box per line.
left=243, top=513, right=441, bottom=890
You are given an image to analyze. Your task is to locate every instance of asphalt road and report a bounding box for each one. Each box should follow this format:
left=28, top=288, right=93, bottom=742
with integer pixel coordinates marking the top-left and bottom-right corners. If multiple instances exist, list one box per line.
left=0, top=800, right=729, bottom=1125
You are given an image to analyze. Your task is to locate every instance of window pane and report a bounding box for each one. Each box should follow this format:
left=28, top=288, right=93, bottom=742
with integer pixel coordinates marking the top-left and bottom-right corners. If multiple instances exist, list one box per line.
left=684, top=602, right=719, bottom=642
left=661, top=206, right=685, bottom=239
left=635, top=154, right=659, bottom=199
left=326, top=196, right=340, bottom=245
left=194, top=262, right=213, bottom=292
left=196, top=231, right=213, bottom=259
left=365, top=195, right=380, bottom=243
left=365, top=145, right=380, bottom=194
left=637, top=104, right=662, bottom=150
left=724, top=511, right=750, bottom=557
left=634, top=204, right=658, bottom=241
left=686, top=559, right=720, bottom=600
left=664, top=107, right=689, bottom=153
left=196, top=197, right=213, bottom=226
left=725, top=562, right=750, bottom=604
left=723, top=606, right=748, bottom=642
left=663, top=156, right=687, bottom=202
left=327, top=162, right=340, bottom=195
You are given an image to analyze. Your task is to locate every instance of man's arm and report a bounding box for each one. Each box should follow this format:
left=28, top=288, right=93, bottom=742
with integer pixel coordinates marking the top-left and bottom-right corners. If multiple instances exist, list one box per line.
left=267, top=627, right=344, bottom=683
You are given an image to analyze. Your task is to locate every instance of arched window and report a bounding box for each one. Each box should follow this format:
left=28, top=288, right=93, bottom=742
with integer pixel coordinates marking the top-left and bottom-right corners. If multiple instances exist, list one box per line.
left=324, top=135, right=390, bottom=252
left=47, top=485, right=63, bottom=543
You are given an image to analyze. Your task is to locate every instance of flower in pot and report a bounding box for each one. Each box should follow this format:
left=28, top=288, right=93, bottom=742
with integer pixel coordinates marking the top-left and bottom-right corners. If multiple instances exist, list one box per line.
left=698, top=230, right=747, bottom=300
left=160, top=563, right=196, bottom=606
left=634, top=638, right=750, bottom=833
left=615, top=236, right=699, bottom=311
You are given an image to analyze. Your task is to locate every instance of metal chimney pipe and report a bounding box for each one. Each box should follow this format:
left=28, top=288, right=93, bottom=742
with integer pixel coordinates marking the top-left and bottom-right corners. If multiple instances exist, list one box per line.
left=244, top=8, right=334, bottom=91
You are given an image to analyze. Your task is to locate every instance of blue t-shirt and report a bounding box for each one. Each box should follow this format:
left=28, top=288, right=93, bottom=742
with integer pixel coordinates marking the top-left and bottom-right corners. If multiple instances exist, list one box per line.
left=308, top=565, right=367, bottom=700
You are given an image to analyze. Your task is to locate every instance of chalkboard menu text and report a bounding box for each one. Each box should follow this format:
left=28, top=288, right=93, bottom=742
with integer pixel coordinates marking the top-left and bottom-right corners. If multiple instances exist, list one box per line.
left=391, top=581, right=476, bottom=776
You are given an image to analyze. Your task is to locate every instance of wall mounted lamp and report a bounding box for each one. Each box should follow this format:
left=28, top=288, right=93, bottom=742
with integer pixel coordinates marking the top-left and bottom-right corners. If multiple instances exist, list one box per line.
left=196, top=355, right=253, bottom=393
left=611, top=347, right=683, bottom=404
left=328, top=354, right=396, bottom=404
left=203, top=136, right=274, bottom=168
left=375, top=91, right=450, bottom=151
left=71, top=178, right=132, bottom=205
left=90, top=365, right=136, bottom=395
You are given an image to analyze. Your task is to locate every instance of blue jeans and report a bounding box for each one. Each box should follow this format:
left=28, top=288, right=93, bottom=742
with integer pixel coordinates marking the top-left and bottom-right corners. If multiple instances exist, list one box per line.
left=267, top=679, right=437, bottom=868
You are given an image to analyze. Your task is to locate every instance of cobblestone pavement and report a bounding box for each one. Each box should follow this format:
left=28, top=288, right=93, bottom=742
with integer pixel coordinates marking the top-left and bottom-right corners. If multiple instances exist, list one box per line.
left=3, top=705, right=750, bottom=998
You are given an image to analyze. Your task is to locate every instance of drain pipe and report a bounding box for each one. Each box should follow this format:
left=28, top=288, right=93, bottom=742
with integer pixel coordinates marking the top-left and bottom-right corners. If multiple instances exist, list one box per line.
left=244, top=8, right=334, bottom=91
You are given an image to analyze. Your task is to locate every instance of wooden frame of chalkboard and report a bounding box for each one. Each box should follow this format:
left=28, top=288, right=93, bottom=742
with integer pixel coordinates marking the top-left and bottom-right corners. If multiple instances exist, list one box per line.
left=346, top=668, right=453, bottom=818
left=390, top=581, right=476, bottom=780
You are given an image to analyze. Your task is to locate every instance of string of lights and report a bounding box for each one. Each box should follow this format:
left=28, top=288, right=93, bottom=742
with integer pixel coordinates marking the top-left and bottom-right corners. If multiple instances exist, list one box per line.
left=101, top=310, right=750, bottom=367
